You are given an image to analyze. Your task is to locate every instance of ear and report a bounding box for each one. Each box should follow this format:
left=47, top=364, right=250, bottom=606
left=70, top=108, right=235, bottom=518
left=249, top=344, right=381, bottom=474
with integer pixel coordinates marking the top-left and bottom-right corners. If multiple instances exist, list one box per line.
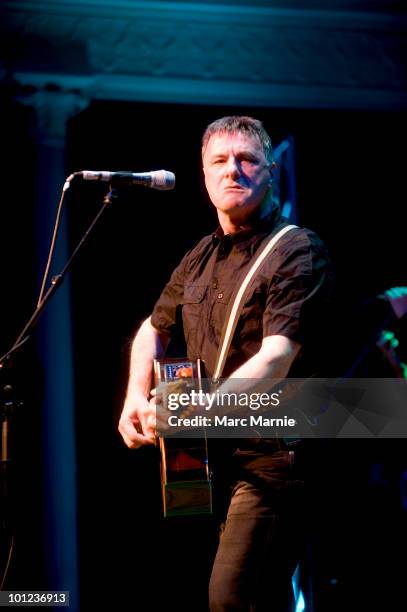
left=268, top=161, right=276, bottom=184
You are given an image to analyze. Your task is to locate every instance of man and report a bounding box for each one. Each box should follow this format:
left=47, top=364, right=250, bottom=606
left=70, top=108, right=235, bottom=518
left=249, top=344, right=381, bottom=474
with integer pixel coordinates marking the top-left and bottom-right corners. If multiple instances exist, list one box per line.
left=118, top=116, right=333, bottom=611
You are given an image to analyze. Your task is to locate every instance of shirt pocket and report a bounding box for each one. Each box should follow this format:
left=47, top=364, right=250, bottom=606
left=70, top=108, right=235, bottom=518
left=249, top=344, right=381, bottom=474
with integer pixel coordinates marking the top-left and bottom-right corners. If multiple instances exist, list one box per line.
left=181, top=284, right=208, bottom=349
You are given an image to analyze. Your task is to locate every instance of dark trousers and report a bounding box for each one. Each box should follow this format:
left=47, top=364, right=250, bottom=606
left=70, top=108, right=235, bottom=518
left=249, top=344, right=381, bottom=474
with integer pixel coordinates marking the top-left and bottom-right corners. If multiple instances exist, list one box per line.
left=209, top=449, right=307, bottom=612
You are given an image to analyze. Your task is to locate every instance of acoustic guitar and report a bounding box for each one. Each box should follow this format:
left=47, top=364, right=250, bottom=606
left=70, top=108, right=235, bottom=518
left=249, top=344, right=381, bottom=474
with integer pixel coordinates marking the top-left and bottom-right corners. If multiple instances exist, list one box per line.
left=153, top=358, right=212, bottom=517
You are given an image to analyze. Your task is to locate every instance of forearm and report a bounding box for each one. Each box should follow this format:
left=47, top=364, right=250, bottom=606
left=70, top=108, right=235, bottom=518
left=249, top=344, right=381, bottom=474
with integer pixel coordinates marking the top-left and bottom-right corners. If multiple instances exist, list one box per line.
left=125, top=316, right=169, bottom=401
left=119, top=317, right=169, bottom=448
left=218, top=334, right=300, bottom=397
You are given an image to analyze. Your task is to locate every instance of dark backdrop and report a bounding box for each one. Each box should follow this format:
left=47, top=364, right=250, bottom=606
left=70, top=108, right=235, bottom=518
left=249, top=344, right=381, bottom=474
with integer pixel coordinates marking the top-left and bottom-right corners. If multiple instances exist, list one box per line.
left=2, top=100, right=406, bottom=610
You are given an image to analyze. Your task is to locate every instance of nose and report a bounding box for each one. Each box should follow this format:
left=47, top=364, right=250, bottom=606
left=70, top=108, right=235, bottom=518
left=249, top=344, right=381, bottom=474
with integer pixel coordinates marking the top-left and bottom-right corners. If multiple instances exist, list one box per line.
left=224, top=155, right=240, bottom=179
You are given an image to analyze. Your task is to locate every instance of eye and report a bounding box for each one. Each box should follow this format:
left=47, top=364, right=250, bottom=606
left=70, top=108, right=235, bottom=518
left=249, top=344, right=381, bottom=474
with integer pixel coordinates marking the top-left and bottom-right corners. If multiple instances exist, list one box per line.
left=239, top=154, right=258, bottom=165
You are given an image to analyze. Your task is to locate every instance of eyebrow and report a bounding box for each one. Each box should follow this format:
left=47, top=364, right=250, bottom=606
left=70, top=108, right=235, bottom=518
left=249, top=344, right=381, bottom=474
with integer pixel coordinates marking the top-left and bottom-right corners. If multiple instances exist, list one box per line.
left=209, top=149, right=261, bottom=160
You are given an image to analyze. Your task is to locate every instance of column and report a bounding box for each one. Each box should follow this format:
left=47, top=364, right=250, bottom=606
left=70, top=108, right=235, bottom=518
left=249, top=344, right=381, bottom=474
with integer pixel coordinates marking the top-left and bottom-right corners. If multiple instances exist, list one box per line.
left=25, top=86, right=88, bottom=611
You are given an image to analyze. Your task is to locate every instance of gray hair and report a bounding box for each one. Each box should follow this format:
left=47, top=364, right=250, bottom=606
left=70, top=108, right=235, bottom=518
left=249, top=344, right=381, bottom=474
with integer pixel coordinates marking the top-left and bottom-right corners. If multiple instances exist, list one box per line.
left=201, top=116, right=273, bottom=164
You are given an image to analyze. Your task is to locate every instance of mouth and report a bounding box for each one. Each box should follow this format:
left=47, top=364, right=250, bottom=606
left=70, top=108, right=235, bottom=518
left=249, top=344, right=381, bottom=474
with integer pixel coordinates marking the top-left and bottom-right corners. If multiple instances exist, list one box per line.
left=223, top=185, right=244, bottom=191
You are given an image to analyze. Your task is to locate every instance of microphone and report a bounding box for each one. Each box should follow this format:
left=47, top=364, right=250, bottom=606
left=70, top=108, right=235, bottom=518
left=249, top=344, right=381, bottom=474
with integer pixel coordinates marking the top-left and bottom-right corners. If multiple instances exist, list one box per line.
left=73, top=169, right=175, bottom=191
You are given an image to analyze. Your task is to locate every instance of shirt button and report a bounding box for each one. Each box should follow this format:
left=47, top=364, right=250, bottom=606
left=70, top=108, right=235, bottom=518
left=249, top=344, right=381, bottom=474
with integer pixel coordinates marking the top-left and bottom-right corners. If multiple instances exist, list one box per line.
left=212, top=282, right=218, bottom=289
left=217, top=292, right=223, bottom=299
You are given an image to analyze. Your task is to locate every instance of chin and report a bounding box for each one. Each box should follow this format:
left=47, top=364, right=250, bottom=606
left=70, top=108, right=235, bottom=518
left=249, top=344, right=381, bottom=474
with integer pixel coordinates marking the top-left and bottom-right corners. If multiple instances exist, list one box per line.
left=218, top=204, right=260, bottom=225
left=218, top=197, right=250, bottom=210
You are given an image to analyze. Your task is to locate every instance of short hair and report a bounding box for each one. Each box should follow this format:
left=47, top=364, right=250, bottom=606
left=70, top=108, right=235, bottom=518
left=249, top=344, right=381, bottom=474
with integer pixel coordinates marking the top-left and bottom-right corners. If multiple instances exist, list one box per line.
left=201, top=116, right=273, bottom=164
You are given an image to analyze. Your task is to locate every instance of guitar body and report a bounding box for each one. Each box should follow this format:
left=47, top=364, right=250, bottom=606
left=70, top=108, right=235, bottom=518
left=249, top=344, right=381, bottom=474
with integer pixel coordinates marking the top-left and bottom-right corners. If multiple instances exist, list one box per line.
left=154, top=358, right=212, bottom=517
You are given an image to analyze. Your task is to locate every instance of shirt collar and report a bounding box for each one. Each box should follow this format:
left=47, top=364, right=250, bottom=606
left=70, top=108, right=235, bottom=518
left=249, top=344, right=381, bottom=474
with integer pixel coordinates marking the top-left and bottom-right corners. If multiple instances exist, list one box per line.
left=211, top=207, right=283, bottom=248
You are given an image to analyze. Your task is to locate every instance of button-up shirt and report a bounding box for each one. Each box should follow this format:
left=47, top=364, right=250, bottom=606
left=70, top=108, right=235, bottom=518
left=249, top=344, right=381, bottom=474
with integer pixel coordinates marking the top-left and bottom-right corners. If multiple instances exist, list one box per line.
left=151, top=213, right=333, bottom=378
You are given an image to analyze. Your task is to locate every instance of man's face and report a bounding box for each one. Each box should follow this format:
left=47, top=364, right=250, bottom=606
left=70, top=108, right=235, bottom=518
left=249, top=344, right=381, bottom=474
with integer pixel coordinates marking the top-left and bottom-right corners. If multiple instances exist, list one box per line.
left=202, top=131, right=272, bottom=221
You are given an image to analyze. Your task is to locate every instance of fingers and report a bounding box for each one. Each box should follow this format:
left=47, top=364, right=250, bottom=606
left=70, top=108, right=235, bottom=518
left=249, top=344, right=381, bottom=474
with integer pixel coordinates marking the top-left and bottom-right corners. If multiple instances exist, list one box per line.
left=118, top=386, right=189, bottom=448
left=118, top=413, right=156, bottom=449
left=149, top=395, right=168, bottom=434
left=384, top=287, right=407, bottom=319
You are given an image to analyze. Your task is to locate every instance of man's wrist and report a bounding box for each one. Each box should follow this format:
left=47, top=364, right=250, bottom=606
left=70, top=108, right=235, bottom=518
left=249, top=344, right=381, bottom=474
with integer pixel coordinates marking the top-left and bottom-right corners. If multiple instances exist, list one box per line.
left=125, top=388, right=150, bottom=405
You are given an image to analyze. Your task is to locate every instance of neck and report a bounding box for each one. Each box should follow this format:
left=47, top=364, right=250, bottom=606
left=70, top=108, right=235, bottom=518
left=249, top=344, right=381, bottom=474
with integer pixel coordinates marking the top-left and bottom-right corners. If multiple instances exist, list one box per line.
left=218, top=212, right=247, bottom=235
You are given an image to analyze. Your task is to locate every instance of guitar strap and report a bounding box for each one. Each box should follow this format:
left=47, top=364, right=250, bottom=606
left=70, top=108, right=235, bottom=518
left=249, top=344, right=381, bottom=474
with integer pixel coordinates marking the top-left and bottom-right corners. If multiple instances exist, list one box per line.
left=211, top=223, right=298, bottom=384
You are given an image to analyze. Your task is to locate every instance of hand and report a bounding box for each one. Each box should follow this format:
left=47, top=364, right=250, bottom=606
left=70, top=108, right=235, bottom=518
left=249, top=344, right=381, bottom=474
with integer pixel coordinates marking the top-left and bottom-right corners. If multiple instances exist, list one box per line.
left=376, top=329, right=399, bottom=356
left=150, top=384, right=185, bottom=436
left=149, top=386, right=168, bottom=434
left=376, top=329, right=407, bottom=378
left=152, top=383, right=209, bottom=436
left=118, top=392, right=157, bottom=449
left=382, top=286, right=407, bottom=319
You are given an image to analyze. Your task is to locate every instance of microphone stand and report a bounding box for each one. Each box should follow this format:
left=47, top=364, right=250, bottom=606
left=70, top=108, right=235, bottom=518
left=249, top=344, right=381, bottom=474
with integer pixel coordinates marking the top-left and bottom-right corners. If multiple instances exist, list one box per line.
left=0, top=187, right=118, bottom=371
left=0, top=185, right=119, bottom=588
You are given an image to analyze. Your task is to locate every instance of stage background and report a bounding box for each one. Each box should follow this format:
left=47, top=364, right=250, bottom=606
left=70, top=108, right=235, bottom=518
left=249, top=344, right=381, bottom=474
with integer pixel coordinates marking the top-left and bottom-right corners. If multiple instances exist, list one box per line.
left=1, top=2, right=406, bottom=611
